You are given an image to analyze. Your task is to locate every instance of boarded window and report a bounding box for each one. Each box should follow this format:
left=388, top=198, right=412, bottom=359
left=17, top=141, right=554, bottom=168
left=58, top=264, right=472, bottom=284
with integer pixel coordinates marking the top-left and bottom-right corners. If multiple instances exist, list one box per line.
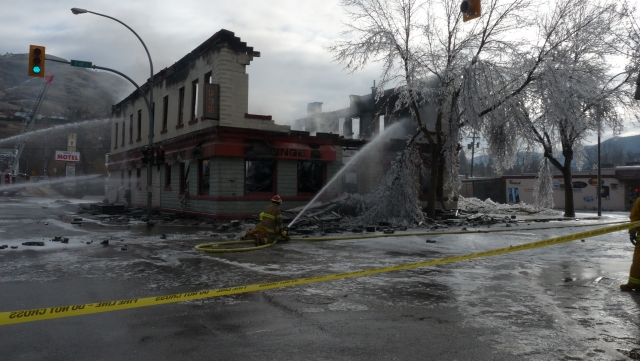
left=114, top=123, right=119, bottom=148
left=136, top=168, right=141, bottom=189
left=162, top=95, right=169, bottom=130
left=178, top=87, right=185, bottom=125
left=129, top=114, right=133, bottom=143
left=179, top=163, right=186, bottom=194
left=245, top=160, right=274, bottom=193
left=298, top=161, right=325, bottom=194
left=137, top=110, right=142, bottom=140
left=199, top=159, right=210, bottom=194
left=165, top=164, right=171, bottom=187
left=191, top=79, right=199, bottom=120
left=121, top=120, right=125, bottom=145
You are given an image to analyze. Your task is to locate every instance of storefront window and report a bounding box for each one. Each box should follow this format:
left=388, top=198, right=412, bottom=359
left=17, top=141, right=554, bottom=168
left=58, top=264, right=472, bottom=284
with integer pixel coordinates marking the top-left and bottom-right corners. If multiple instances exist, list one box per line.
left=245, top=160, right=274, bottom=193
left=199, top=159, right=210, bottom=194
left=298, top=161, right=325, bottom=194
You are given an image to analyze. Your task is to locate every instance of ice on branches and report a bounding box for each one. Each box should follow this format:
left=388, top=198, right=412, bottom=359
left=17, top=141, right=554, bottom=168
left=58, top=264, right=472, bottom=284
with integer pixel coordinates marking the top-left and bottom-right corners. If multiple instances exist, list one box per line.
left=534, top=158, right=554, bottom=209
left=354, top=142, right=425, bottom=225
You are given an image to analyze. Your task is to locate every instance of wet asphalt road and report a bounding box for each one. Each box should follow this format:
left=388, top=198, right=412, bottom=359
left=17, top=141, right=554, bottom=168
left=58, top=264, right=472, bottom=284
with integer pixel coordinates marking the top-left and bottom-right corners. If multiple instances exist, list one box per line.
left=1, top=196, right=639, bottom=360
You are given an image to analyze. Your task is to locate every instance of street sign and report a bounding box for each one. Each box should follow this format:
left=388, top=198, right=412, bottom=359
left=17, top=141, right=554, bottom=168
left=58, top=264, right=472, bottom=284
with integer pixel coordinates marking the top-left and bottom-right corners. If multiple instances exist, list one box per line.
left=54, top=150, right=80, bottom=162
left=70, top=60, right=92, bottom=68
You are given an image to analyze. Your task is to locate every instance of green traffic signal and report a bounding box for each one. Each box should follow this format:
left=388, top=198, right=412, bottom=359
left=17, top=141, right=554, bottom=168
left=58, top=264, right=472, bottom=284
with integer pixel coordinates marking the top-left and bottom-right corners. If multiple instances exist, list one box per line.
left=28, top=45, right=45, bottom=78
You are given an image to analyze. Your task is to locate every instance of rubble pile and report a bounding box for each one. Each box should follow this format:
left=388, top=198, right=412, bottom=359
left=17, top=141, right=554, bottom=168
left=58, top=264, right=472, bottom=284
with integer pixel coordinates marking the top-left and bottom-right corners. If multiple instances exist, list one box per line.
left=458, top=197, right=561, bottom=216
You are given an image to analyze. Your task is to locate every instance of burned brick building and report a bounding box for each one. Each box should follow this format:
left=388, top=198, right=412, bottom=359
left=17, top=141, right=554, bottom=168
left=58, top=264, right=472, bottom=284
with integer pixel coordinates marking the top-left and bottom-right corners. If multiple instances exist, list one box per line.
left=106, top=30, right=350, bottom=218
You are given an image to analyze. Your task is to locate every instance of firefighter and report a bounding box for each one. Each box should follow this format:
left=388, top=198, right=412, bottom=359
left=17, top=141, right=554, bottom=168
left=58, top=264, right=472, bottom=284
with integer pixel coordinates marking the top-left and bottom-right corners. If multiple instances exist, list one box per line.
left=243, top=195, right=289, bottom=245
left=621, top=197, right=640, bottom=291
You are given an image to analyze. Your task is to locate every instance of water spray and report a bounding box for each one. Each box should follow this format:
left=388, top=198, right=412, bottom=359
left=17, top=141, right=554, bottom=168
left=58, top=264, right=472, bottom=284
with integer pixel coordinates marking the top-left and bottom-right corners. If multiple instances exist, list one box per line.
left=288, top=120, right=410, bottom=228
left=0, top=174, right=102, bottom=192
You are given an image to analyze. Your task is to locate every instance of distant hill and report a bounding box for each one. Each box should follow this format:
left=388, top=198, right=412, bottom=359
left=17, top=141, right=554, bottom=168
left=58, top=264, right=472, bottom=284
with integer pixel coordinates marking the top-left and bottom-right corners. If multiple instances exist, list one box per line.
left=0, top=53, right=132, bottom=176
left=467, top=134, right=640, bottom=174
left=584, top=134, right=640, bottom=157
left=0, top=53, right=132, bottom=124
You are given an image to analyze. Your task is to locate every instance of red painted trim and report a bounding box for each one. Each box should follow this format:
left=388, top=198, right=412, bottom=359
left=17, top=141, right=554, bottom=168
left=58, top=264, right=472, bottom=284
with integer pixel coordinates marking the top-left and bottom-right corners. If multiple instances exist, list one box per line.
left=136, top=138, right=142, bottom=142
left=175, top=123, right=184, bottom=129
left=245, top=113, right=272, bottom=120
left=161, top=129, right=168, bottom=134
left=164, top=186, right=172, bottom=191
left=155, top=207, right=255, bottom=220
left=188, top=117, right=198, bottom=125
left=185, top=194, right=317, bottom=202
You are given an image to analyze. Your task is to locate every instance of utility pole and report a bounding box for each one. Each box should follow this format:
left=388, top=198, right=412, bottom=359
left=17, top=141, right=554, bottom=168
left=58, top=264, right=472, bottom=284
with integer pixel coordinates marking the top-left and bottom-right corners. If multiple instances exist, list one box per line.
left=597, top=107, right=602, bottom=217
left=72, top=8, right=155, bottom=219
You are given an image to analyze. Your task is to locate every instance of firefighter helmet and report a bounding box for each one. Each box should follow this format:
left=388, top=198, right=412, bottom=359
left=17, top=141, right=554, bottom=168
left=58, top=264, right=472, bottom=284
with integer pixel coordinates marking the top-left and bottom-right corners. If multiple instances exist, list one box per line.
left=271, top=195, right=282, bottom=204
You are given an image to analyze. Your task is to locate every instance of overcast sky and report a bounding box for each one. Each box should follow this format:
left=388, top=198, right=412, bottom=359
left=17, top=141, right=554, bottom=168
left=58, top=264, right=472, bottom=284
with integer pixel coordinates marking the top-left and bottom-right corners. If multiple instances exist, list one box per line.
left=1, top=0, right=382, bottom=124
left=2, top=0, right=638, bottom=143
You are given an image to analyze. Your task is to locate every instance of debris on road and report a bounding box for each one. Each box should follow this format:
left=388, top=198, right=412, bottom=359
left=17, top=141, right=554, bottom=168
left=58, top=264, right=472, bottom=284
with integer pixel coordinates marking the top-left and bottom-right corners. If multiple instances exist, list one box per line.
left=22, top=241, right=45, bottom=246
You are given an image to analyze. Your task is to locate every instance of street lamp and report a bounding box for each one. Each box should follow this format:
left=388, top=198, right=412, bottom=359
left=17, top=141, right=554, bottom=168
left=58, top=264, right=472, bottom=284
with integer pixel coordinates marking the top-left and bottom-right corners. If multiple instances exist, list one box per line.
left=71, top=8, right=155, bottom=219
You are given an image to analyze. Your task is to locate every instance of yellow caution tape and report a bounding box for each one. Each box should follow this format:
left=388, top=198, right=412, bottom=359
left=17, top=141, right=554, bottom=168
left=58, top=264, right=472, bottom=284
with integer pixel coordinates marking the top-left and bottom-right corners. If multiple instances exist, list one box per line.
left=290, top=220, right=629, bottom=241
left=2, top=220, right=639, bottom=326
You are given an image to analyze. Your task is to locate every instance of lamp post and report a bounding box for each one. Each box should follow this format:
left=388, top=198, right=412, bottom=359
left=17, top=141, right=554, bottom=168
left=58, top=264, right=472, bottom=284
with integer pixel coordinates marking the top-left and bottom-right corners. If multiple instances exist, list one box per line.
left=71, top=7, right=155, bottom=219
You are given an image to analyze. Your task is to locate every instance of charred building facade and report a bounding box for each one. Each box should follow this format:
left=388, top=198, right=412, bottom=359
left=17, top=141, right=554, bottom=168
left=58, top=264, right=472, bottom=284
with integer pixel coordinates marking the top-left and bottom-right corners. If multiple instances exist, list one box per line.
left=293, top=85, right=456, bottom=208
left=106, top=30, right=346, bottom=218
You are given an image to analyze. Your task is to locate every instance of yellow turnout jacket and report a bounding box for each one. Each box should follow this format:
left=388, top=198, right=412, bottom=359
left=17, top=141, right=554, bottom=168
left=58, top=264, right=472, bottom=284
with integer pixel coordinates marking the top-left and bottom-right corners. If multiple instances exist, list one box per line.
left=260, top=204, right=282, bottom=233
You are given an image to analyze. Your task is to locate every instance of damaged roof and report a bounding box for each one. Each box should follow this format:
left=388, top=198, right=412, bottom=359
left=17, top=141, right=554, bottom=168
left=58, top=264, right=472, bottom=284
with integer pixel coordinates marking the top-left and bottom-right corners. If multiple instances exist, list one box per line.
left=113, top=29, right=259, bottom=111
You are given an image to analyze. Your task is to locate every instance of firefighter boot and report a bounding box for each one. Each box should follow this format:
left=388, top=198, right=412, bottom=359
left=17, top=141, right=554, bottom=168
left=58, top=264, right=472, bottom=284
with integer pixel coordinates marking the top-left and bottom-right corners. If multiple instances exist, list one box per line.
left=620, top=283, right=640, bottom=292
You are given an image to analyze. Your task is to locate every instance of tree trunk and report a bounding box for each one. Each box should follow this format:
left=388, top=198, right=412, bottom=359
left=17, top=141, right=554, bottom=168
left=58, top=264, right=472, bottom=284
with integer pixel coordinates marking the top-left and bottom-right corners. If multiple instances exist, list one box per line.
left=426, top=143, right=440, bottom=219
left=561, top=167, right=575, bottom=217
left=560, top=145, right=576, bottom=217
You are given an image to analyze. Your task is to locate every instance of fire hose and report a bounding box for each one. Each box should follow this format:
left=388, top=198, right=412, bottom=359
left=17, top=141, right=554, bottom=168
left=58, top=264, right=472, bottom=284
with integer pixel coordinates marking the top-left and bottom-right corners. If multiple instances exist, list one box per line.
left=194, top=220, right=629, bottom=253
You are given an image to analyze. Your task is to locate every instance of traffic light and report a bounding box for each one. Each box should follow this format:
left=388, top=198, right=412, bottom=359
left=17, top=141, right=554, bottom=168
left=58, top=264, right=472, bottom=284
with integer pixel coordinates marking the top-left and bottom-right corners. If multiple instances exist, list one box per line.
left=141, top=146, right=153, bottom=164
left=460, top=0, right=481, bottom=22
left=156, top=148, right=165, bottom=164
left=28, top=45, right=46, bottom=78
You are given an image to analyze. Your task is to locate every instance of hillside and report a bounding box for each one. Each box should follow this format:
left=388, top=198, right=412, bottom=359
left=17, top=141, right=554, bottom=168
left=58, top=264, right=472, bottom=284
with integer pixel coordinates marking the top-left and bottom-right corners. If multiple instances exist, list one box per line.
left=0, top=53, right=132, bottom=125
left=467, top=134, right=640, bottom=176
left=0, top=53, right=133, bottom=176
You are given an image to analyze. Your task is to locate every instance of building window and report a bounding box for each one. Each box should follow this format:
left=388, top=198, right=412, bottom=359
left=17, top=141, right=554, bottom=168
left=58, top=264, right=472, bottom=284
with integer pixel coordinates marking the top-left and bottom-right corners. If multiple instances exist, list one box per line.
left=204, top=71, right=212, bottom=84
left=162, top=95, right=169, bottom=131
left=245, top=160, right=275, bottom=193
left=129, top=114, right=133, bottom=144
left=137, top=110, right=142, bottom=141
left=165, top=164, right=171, bottom=188
left=136, top=168, right=141, bottom=189
left=114, top=122, right=119, bottom=149
left=298, top=161, right=325, bottom=194
left=198, top=159, right=210, bottom=194
left=178, top=87, right=185, bottom=125
left=121, top=120, right=125, bottom=146
left=191, top=79, right=199, bottom=120
left=179, top=162, right=186, bottom=194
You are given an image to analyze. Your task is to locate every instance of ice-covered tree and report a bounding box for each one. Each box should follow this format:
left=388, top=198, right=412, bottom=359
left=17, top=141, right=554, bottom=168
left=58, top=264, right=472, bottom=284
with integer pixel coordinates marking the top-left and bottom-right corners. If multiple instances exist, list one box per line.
left=329, top=0, right=530, bottom=218
left=534, top=158, right=554, bottom=208
left=481, top=0, right=640, bottom=217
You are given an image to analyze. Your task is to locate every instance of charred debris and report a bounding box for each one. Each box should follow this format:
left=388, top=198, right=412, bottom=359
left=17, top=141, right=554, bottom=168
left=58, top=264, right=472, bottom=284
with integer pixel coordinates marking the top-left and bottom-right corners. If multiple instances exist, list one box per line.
left=77, top=196, right=561, bottom=238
